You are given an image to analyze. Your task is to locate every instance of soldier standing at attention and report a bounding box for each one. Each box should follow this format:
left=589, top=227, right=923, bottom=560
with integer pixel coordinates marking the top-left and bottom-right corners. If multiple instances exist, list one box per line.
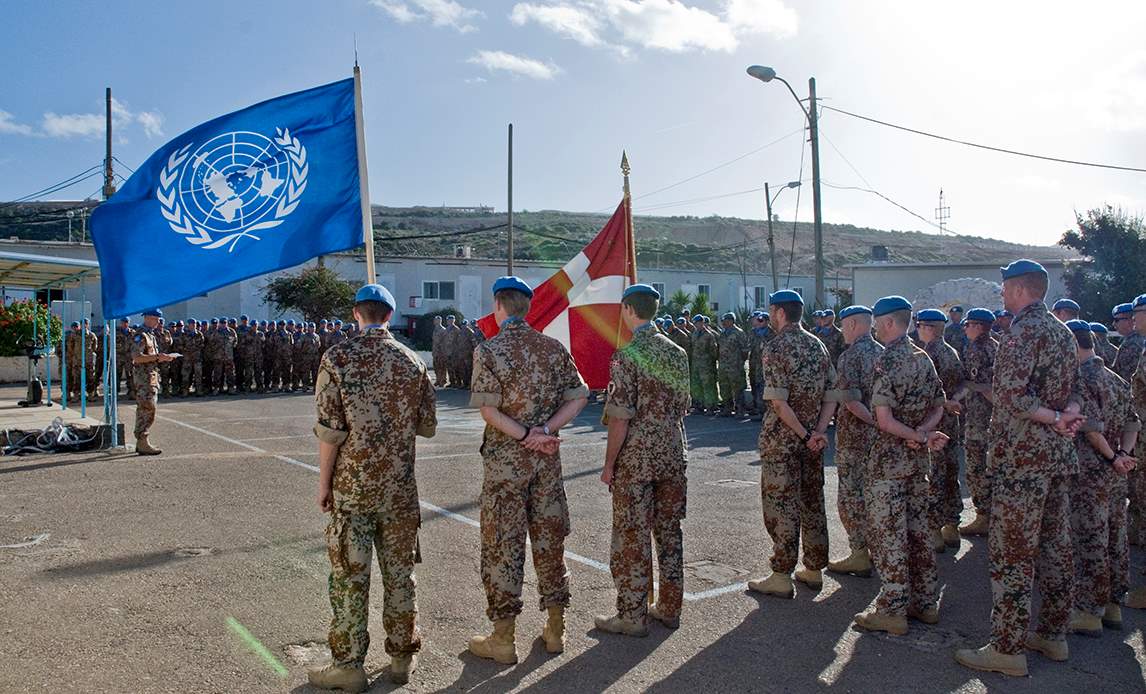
left=748, top=290, right=840, bottom=598
left=944, top=306, right=968, bottom=357
left=1111, top=302, right=1142, bottom=382
left=748, top=311, right=774, bottom=419
left=155, top=318, right=173, bottom=398
left=274, top=320, right=296, bottom=393
left=116, top=317, right=134, bottom=398
left=460, top=320, right=477, bottom=388
left=430, top=315, right=448, bottom=387
left=468, top=276, right=588, bottom=664
left=818, top=308, right=847, bottom=365
left=690, top=314, right=719, bottom=415
left=1052, top=298, right=1081, bottom=323
left=853, top=296, right=949, bottom=636
left=955, top=260, right=1085, bottom=677
left=596, top=285, right=690, bottom=636
left=168, top=321, right=185, bottom=397
left=235, top=315, right=250, bottom=392
left=181, top=320, right=205, bottom=397
left=670, top=316, right=691, bottom=356
left=1127, top=295, right=1146, bottom=548
left=916, top=308, right=967, bottom=551
left=202, top=318, right=221, bottom=394
left=716, top=312, right=748, bottom=417
left=308, top=284, right=436, bottom=691
left=958, top=308, right=999, bottom=537
left=328, top=319, right=347, bottom=350
left=443, top=315, right=464, bottom=389
left=826, top=305, right=884, bottom=579
left=1091, top=322, right=1118, bottom=365
left=131, top=308, right=177, bottom=456
left=222, top=318, right=239, bottom=394
left=1064, top=319, right=1138, bottom=636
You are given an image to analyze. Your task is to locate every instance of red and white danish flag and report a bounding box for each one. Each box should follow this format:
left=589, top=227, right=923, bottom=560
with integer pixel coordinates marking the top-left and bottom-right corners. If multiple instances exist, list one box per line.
left=477, top=197, right=637, bottom=389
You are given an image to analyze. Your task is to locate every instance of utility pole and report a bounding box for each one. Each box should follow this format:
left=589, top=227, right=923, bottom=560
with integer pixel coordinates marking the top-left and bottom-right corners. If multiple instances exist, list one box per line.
left=102, top=87, right=116, bottom=200
left=935, top=188, right=950, bottom=234
left=764, top=182, right=778, bottom=294
left=807, top=77, right=825, bottom=309
left=506, top=123, right=514, bottom=274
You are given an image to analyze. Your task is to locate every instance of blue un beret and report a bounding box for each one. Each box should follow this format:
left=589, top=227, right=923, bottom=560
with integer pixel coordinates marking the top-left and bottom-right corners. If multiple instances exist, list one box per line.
left=354, top=283, right=396, bottom=308
left=769, top=289, right=804, bottom=306
left=964, top=308, right=996, bottom=324
left=838, top=305, right=873, bottom=320
left=209, top=317, right=219, bottom=324
left=1113, top=303, right=1132, bottom=317
left=1064, top=319, right=1092, bottom=333
left=70, top=321, right=80, bottom=328
left=675, top=317, right=686, bottom=325
left=1000, top=259, right=1047, bottom=281
left=143, top=308, right=163, bottom=318
left=873, top=296, right=912, bottom=317
left=622, top=283, right=660, bottom=301
left=239, top=314, right=249, bottom=321
left=692, top=314, right=705, bottom=322
left=1052, top=299, right=1080, bottom=313
left=995, top=309, right=1013, bottom=318
left=1090, top=322, right=1109, bottom=334
left=721, top=311, right=736, bottom=321
left=915, top=309, right=948, bottom=323
left=1135, top=294, right=1146, bottom=311
left=286, top=319, right=295, bottom=326
left=823, top=308, right=836, bottom=317
left=492, top=275, right=534, bottom=298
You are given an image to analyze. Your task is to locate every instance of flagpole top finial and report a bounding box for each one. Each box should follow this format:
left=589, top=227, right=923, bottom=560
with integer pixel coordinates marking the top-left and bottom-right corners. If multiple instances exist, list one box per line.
left=620, top=150, right=630, bottom=176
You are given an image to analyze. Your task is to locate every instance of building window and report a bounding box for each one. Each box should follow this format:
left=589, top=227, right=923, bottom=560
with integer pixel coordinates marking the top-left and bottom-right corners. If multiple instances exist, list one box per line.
left=696, top=284, right=711, bottom=298
left=651, top=282, right=665, bottom=297
left=422, top=281, right=456, bottom=301
left=753, top=286, right=769, bottom=308
left=422, top=281, right=438, bottom=300
left=788, top=287, right=803, bottom=297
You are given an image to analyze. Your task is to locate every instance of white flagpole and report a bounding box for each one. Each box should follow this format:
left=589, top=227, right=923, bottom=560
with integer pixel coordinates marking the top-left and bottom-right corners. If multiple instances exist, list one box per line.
left=353, top=63, right=376, bottom=284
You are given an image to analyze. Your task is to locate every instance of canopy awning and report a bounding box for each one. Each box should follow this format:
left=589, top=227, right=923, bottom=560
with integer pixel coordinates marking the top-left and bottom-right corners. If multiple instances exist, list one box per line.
left=0, top=250, right=100, bottom=289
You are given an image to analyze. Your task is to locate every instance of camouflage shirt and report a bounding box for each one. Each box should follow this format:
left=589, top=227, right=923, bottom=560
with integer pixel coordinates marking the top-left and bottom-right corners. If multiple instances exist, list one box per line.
left=834, top=333, right=884, bottom=452
left=717, top=327, right=748, bottom=375
left=748, top=327, right=776, bottom=384
left=758, top=323, right=840, bottom=458
left=181, top=330, right=204, bottom=359
left=923, top=337, right=965, bottom=445
left=669, top=327, right=691, bottom=357
left=1077, top=356, right=1140, bottom=469
left=1113, top=332, right=1145, bottom=382
left=690, top=329, right=717, bottom=370
left=1132, top=351, right=1146, bottom=420
left=130, top=328, right=161, bottom=386
left=817, top=325, right=847, bottom=365
left=431, top=324, right=447, bottom=356
left=989, top=301, right=1081, bottom=477
left=314, top=326, right=437, bottom=513
left=1094, top=334, right=1118, bottom=366
left=869, top=334, right=946, bottom=480
left=961, top=333, right=998, bottom=442
left=603, top=324, right=691, bottom=483
left=944, top=322, right=968, bottom=357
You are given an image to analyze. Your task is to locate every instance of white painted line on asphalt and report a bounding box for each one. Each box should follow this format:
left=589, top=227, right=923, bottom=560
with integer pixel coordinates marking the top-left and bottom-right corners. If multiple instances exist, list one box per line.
left=159, top=414, right=748, bottom=602
left=240, top=435, right=314, bottom=442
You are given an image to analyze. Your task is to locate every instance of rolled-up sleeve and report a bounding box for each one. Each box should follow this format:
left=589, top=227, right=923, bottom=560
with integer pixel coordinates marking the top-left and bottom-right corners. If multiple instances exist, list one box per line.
left=417, top=367, right=438, bottom=438
left=870, top=365, right=896, bottom=409
left=558, top=347, right=590, bottom=401
left=314, top=356, right=348, bottom=445
left=469, top=346, right=503, bottom=408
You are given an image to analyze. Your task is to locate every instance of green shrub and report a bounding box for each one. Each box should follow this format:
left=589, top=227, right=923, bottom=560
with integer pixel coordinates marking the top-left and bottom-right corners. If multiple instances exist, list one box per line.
left=0, top=300, right=63, bottom=357
left=411, top=306, right=464, bottom=351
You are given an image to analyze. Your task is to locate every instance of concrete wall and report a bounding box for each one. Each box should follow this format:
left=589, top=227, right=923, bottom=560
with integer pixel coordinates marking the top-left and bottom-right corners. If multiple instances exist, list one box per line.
left=850, top=261, right=1074, bottom=310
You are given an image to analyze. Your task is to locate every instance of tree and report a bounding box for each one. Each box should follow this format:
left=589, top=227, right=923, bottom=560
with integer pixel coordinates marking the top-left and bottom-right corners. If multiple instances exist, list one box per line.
left=1059, top=206, right=1146, bottom=321
left=666, top=289, right=693, bottom=317
left=689, top=293, right=714, bottom=320
left=261, top=267, right=356, bottom=323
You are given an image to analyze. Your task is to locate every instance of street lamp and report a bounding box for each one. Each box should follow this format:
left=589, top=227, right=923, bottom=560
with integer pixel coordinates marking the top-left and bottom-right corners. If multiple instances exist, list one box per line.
left=66, top=210, right=75, bottom=243
left=764, top=180, right=801, bottom=293
left=747, top=65, right=826, bottom=308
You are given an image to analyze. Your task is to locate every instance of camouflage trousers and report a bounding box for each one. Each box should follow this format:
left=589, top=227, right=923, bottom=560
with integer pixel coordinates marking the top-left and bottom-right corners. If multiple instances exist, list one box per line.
left=835, top=447, right=868, bottom=552
left=211, top=358, right=235, bottom=393
left=181, top=359, right=203, bottom=395
left=610, top=475, right=686, bottom=622
left=717, top=369, right=746, bottom=412
left=117, top=354, right=134, bottom=395
left=431, top=352, right=447, bottom=386
left=1129, top=448, right=1146, bottom=545
left=988, top=471, right=1072, bottom=655
left=462, top=357, right=474, bottom=389
left=760, top=448, right=828, bottom=574
left=325, top=506, right=421, bottom=665
left=964, top=438, right=992, bottom=514
left=479, top=459, right=572, bottom=621
left=929, top=444, right=963, bottom=528
left=691, top=369, right=718, bottom=410
left=751, top=378, right=765, bottom=415
left=448, top=358, right=465, bottom=390
left=133, top=379, right=158, bottom=437
left=239, top=354, right=263, bottom=391
left=1070, top=467, right=1130, bottom=616
left=865, top=474, right=937, bottom=616
left=272, top=356, right=292, bottom=389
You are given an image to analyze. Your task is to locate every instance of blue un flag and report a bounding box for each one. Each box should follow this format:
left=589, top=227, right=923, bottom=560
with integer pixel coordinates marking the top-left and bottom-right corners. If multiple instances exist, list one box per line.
left=92, top=78, right=361, bottom=318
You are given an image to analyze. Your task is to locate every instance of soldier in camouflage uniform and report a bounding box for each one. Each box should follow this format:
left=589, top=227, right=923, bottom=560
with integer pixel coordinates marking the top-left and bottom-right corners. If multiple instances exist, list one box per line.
left=167, top=321, right=185, bottom=397
left=669, top=316, right=691, bottom=356
left=1064, top=319, right=1138, bottom=635
left=817, top=309, right=847, bottom=365
left=916, top=309, right=967, bottom=550
left=202, top=318, right=220, bottom=393
left=155, top=319, right=174, bottom=397
left=853, top=296, right=948, bottom=636
left=748, top=311, right=775, bottom=418
left=430, top=315, right=448, bottom=386
left=240, top=320, right=265, bottom=393
left=272, top=320, right=295, bottom=392
left=131, top=308, right=176, bottom=456
left=296, top=322, right=322, bottom=391
left=1126, top=295, right=1146, bottom=551
left=116, top=318, right=135, bottom=399
left=826, top=305, right=884, bottom=578
left=180, top=320, right=205, bottom=397
left=459, top=320, right=478, bottom=389
left=1091, top=322, right=1118, bottom=365
left=1051, top=298, right=1081, bottom=324
left=958, top=308, right=999, bottom=536
left=214, top=318, right=238, bottom=394
left=263, top=321, right=279, bottom=390
left=748, top=290, right=840, bottom=599
left=444, top=315, right=465, bottom=389
left=468, top=276, right=589, bottom=664
left=234, top=316, right=251, bottom=392
left=690, top=314, right=718, bottom=414
left=944, top=306, right=969, bottom=357
left=1111, top=302, right=1142, bottom=382
left=63, top=322, right=85, bottom=400
left=956, top=260, right=1085, bottom=678
left=716, top=312, right=749, bottom=417
left=308, top=284, right=436, bottom=691
left=596, top=285, right=690, bottom=636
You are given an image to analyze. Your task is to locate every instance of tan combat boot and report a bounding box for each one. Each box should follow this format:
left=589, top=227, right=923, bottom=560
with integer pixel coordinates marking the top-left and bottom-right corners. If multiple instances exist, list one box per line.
left=648, top=603, right=680, bottom=630
left=593, top=613, right=649, bottom=637
left=307, top=663, right=368, bottom=693
left=907, top=604, right=940, bottom=625
left=954, top=644, right=1028, bottom=677
left=853, top=610, right=908, bottom=635
left=930, top=529, right=946, bottom=553
left=1102, top=602, right=1123, bottom=630
left=469, top=618, right=518, bottom=664
left=1069, top=609, right=1102, bottom=637
left=959, top=512, right=989, bottom=536
left=1126, top=586, right=1146, bottom=609
left=795, top=568, right=823, bottom=590
left=1025, top=633, right=1069, bottom=661
left=827, top=549, right=873, bottom=578
left=941, top=524, right=960, bottom=547
left=747, top=572, right=794, bottom=599
left=541, top=606, right=565, bottom=654
left=135, top=435, right=162, bottom=456
left=389, top=654, right=417, bottom=685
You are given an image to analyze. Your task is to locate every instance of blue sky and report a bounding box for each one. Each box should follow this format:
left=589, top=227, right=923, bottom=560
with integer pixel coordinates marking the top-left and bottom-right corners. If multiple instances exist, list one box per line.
left=2, top=0, right=1145, bottom=246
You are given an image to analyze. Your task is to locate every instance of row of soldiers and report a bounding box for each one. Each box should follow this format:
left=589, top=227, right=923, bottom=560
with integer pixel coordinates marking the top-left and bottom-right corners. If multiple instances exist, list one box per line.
left=429, top=314, right=485, bottom=389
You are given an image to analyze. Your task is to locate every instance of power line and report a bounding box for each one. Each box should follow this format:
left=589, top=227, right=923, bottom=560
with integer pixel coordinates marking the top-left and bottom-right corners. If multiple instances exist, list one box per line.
left=112, top=156, right=136, bottom=175
left=786, top=138, right=808, bottom=286
left=1, top=165, right=103, bottom=208
left=634, top=187, right=766, bottom=213
left=821, top=104, right=1146, bottom=173
left=373, top=222, right=508, bottom=242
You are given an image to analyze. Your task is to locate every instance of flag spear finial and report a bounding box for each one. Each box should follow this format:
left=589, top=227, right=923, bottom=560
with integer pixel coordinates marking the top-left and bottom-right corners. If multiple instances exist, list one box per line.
left=621, top=150, right=631, bottom=198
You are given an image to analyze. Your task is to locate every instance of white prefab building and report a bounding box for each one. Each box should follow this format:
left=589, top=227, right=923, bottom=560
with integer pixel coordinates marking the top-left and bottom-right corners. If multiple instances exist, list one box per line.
left=847, top=259, right=1078, bottom=311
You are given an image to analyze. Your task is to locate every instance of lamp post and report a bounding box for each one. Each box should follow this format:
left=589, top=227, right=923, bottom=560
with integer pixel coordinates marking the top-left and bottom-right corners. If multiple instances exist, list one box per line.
left=66, top=210, right=74, bottom=243
left=764, top=180, right=801, bottom=294
left=747, top=65, right=825, bottom=308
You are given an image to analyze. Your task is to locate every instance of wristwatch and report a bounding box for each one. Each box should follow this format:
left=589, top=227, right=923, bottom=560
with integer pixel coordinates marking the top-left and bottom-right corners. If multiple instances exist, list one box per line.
left=543, top=424, right=552, bottom=436
left=1053, top=411, right=1062, bottom=426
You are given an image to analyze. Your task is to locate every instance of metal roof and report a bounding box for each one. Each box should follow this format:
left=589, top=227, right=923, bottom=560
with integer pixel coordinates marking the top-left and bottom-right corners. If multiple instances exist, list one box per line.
left=0, top=250, right=100, bottom=289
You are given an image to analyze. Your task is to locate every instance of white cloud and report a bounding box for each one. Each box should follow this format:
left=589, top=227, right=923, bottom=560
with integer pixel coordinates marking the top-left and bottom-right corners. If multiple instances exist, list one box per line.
left=41, top=111, right=104, bottom=138
left=369, top=0, right=482, bottom=33
left=467, top=50, right=561, bottom=80
left=0, top=110, right=34, bottom=135
left=136, top=110, right=164, bottom=138
left=464, top=76, right=488, bottom=84
left=507, top=0, right=798, bottom=54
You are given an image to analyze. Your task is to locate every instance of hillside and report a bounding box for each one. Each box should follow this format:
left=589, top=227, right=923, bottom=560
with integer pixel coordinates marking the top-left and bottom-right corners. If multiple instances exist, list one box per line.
left=0, top=202, right=1076, bottom=276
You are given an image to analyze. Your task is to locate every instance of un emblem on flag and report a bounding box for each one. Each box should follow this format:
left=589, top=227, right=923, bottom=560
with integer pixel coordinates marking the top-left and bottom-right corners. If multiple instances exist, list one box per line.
left=157, top=128, right=308, bottom=252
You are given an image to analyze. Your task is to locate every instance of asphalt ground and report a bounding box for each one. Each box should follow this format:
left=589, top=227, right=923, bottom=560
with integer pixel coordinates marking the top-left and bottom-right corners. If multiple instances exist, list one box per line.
left=2, top=381, right=1145, bottom=693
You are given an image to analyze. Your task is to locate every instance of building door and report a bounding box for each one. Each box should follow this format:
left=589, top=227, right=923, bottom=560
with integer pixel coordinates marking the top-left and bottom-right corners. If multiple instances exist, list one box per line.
left=459, top=275, right=482, bottom=320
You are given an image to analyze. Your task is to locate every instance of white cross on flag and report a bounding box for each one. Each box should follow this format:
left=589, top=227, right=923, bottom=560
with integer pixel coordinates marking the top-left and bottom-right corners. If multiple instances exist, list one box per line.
left=477, top=198, right=637, bottom=389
